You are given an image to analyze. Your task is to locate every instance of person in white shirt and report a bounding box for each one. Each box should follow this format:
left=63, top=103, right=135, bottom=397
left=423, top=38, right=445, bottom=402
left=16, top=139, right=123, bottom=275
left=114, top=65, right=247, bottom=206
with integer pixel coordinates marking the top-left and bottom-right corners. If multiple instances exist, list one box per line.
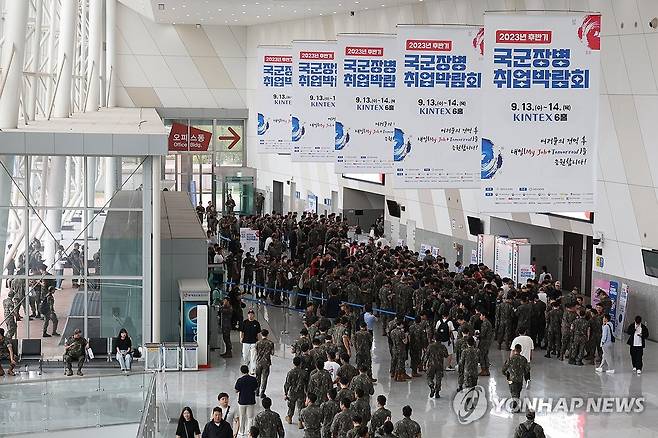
left=537, top=288, right=547, bottom=305
left=264, top=235, right=273, bottom=251
left=510, top=329, right=534, bottom=386
left=54, top=246, right=67, bottom=290
left=217, top=392, right=239, bottom=434
left=324, top=351, right=341, bottom=383
left=596, top=314, right=615, bottom=374
left=626, top=315, right=649, bottom=374
left=435, top=312, right=456, bottom=371
left=538, top=266, right=551, bottom=284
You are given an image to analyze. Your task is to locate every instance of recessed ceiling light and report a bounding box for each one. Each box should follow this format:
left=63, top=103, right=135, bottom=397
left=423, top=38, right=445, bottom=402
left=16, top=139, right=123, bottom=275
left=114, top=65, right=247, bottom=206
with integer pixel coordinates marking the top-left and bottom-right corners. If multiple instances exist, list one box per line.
left=171, top=7, right=175, bottom=10
left=181, top=4, right=186, bottom=8
left=268, top=14, right=271, bottom=17
left=333, top=11, right=337, bottom=13
left=256, top=15, right=260, bottom=18
left=233, top=19, right=238, bottom=22
left=307, top=8, right=312, bottom=11
left=241, top=4, right=246, bottom=6
left=218, top=8, right=222, bottom=11
left=338, top=3, right=342, bottom=5
left=242, top=11, right=246, bottom=14
left=172, top=22, right=176, bottom=25
left=364, top=7, right=368, bottom=9
left=293, top=10, right=297, bottom=12
left=355, top=1, right=359, bottom=3
left=186, top=13, right=190, bottom=16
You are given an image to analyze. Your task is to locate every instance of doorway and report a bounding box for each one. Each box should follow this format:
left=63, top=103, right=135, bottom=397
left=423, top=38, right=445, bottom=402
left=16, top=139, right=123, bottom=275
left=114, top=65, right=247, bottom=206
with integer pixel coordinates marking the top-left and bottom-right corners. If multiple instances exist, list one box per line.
left=273, top=180, right=284, bottom=214
left=562, top=232, right=584, bottom=293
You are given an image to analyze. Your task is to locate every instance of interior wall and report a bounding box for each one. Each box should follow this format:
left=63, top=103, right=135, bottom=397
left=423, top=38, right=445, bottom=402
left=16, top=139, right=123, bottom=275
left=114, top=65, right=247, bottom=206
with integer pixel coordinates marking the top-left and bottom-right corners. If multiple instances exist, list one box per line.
left=342, top=188, right=384, bottom=228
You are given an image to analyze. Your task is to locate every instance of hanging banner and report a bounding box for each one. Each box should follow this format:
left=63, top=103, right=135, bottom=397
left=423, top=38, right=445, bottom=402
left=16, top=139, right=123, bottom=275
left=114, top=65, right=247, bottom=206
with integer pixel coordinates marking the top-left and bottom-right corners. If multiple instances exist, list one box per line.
left=480, top=13, right=600, bottom=212
left=335, top=34, right=397, bottom=173
left=291, top=41, right=337, bottom=162
left=393, top=25, right=483, bottom=188
left=608, top=280, right=619, bottom=332
left=614, top=283, right=629, bottom=338
left=240, top=228, right=259, bottom=256
left=256, top=46, right=293, bottom=154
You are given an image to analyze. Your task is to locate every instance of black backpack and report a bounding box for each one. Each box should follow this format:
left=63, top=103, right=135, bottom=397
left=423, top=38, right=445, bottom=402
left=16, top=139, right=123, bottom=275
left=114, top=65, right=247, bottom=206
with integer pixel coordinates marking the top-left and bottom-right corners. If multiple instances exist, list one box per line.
left=436, top=319, right=450, bottom=343
left=519, top=423, right=537, bottom=438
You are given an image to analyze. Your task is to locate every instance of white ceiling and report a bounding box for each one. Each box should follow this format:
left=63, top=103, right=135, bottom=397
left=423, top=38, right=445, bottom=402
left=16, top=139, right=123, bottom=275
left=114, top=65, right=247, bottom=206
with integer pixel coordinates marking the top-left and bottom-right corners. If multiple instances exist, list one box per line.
left=138, top=0, right=424, bottom=26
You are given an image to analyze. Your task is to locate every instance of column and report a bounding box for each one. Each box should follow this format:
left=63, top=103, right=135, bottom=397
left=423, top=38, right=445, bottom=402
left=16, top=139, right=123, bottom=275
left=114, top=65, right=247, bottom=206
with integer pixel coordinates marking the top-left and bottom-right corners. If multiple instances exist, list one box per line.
left=44, top=157, right=66, bottom=268
left=104, top=157, right=117, bottom=203
left=86, top=156, right=97, bottom=237
left=27, top=0, right=44, bottom=120
left=85, top=0, right=102, bottom=112
left=45, top=0, right=59, bottom=111
left=106, top=0, right=116, bottom=107
left=152, top=156, right=161, bottom=342
left=0, top=0, right=29, bottom=270
left=53, top=0, right=78, bottom=118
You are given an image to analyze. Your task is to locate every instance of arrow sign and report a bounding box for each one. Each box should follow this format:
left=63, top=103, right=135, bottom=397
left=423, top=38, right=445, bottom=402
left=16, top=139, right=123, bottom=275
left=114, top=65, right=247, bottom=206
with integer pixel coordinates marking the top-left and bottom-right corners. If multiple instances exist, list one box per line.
left=218, top=127, right=241, bottom=149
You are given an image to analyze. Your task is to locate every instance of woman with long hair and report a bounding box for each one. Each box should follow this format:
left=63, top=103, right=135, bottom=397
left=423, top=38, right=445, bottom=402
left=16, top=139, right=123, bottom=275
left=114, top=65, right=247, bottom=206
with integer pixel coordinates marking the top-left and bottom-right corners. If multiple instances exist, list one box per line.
left=176, top=406, right=201, bottom=438
left=115, top=328, right=133, bottom=372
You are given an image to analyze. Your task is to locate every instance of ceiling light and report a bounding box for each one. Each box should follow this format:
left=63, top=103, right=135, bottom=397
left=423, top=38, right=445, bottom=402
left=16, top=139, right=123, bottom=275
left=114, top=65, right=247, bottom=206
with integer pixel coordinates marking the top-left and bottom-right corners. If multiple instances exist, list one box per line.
left=333, top=11, right=337, bottom=13
left=186, top=13, right=190, bottom=16
left=218, top=8, right=222, bottom=11
left=381, top=4, right=385, bottom=6
left=172, top=22, right=176, bottom=25
left=233, top=19, right=238, bottom=22
left=293, top=10, right=297, bottom=12
left=182, top=4, right=186, bottom=8
left=256, top=15, right=260, bottom=18
left=338, top=3, right=342, bottom=5
left=307, top=8, right=312, bottom=11
left=355, top=1, right=359, bottom=3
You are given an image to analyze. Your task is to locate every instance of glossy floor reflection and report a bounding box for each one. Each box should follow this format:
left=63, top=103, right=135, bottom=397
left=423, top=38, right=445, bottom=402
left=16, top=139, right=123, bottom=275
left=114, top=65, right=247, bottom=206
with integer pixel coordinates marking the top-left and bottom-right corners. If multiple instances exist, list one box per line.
left=157, top=304, right=657, bottom=438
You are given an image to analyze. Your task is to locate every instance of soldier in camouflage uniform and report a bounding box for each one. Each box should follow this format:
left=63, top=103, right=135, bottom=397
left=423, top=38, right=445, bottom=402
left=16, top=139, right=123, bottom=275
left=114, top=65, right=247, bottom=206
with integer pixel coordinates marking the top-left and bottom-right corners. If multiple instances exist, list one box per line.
left=254, top=397, right=285, bottom=438
left=284, top=356, right=308, bottom=424
left=377, top=421, right=398, bottom=438
left=495, top=296, right=515, bottom=349
left=321, top=389, right=341, bottom=438
left=422, top=336, right=448, bottom=398
left=11, top=276, right=25, bottom=321
left=292, top=328, right=313, bottom=357
left=331, top=398, right=354, bottom=438
left=393, top=406, right=421, bottom=438
left=3, top=290, right=17, bottom=339
left=333, top=318, right=351, bottom=358
left=408, top=317, right=424, bottom=377
left=477, top=311, right=494, bottom=376
left=300, top=393, right=323, bottom=438
left=502, top=344, right=531, bottom=413
left=453, top=327, right=469, bottom=367
left=390, top=320, right=410, bottom=382
left=386, top=317, right=400, bottom=377
left=515, top=297, right=533, bottom=336
left=350, top=366, right=374, bottom=400
left=63, top=328, right=87, bottom=376
left=589, top=304, right=604, bottom=364
left=41, top=286, right=60, bottom=337
left=255, top=329, right=275, bottom=397
left=308, top=360, right=334, bottom=403
left=337, top=353, right=358, bottom=386
left=352, top=322, right=373, bottom=377
left=351, top=388, right=372, bottom=426
left=559, top=305, right=577, bottom=361
left=378, top=281, right=394, bottom=336
left=457, top=337, right=479, bottom=391
left=369, top=395, right=392, bottom=437
left=0, top=329, right=17, bottom=376
left=336, top=377, right=356, bottom=404
left=545, top=300, right=563, bottom=358
left=569, top=309, right=590, bottom=366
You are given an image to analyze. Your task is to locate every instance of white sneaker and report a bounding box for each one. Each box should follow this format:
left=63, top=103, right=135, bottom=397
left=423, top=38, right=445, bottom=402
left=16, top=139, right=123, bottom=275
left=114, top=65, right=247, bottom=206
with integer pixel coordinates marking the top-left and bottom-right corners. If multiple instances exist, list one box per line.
left=633, top=368, right=637, bottom=372
left=525, top=380, right=531, bottom=388
left=637, top=369, right=642, bottom=375
left=595, top=367, right=603, bottom=373
left=606, top=370, right=615, bottom=374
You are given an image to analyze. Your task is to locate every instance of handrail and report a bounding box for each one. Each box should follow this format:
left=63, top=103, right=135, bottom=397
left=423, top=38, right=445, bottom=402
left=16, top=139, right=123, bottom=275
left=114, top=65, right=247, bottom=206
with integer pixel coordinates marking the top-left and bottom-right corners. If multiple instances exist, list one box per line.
left=0, top=370, right=153, bottom=387
left=136, top=372, right=157, bottom=438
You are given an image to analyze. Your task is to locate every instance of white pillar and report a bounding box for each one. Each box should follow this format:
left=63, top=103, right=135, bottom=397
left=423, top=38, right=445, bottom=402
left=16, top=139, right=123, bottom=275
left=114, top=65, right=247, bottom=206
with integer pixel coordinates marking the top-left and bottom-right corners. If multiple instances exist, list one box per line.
left=0, top=1, right=29, bottom=270
left=44, top=156, right=66, bottom=268
left=85, top=0, right=102, bottom=112
left=63, top=157, right=72, bottom=206
left=53, top=0, right=78, bottom=118
left=106, top=0, right=116, bottom=107
left=0, top=0, right=29, bottom=127
left=152, top=156, right=161, bottom=342
left=27, top=0, right=44, bottom=120
left=46, top=0, right=59, bottom=111
left=104, top=157, right=117, bottom=202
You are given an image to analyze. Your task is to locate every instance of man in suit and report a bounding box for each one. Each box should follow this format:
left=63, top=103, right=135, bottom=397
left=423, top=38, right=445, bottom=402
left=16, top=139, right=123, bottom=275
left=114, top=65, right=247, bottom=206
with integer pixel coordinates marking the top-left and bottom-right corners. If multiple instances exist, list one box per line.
left=626, top=315, right=650, bottom=374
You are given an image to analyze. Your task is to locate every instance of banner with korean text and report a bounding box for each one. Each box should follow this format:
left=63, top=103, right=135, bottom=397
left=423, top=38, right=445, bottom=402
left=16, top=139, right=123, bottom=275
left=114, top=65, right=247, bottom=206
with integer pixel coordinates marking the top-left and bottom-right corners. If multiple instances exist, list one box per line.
left=481, top=13, right=600, bottom=212
left=291, top=41, right=337, bottom=162
left=256, top=46, right=293, bottom=154
left=393, top=25, right=483, bottom=188
left=335, top=34, right=397, bottom=173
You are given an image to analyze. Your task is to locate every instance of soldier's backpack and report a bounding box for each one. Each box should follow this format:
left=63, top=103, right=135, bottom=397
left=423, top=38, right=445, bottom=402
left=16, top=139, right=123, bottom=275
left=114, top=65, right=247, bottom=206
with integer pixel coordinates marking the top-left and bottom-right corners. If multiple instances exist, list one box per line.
left=436, top=319, right=451, bottom=343
left=519, top=423, right=538, bottom=438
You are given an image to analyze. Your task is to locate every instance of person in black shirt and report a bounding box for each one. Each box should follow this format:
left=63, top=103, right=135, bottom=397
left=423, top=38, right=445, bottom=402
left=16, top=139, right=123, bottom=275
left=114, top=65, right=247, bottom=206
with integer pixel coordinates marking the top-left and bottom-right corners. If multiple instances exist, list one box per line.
left=235, top=364, right=259, bottom=437
left=201, top=407, right=232, bottom=438
left=176, top=406, right=201, bottom=438
left=241, top=309, right=261, bottom=374
left=115, top=328, right=133, bottom=372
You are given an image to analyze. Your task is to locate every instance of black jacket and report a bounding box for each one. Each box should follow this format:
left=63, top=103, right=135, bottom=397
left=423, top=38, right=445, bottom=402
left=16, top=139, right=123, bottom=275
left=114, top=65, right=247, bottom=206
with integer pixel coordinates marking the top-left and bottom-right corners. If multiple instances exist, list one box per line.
left=201, top=419, right=233, bottom=438
left=626, top=323, right=649, bottom=348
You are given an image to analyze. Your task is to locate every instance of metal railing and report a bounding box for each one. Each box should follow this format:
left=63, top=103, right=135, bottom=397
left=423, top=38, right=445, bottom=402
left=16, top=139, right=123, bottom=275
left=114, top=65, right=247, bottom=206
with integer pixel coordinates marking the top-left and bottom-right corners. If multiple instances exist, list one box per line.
left=136, top=370, right=157, bottom=438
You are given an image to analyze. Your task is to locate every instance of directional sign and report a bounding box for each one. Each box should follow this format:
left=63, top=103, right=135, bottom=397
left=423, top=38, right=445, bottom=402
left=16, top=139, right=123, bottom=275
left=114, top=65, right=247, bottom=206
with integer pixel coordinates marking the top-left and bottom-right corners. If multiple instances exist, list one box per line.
left=219, top=126, right=241, bottom=149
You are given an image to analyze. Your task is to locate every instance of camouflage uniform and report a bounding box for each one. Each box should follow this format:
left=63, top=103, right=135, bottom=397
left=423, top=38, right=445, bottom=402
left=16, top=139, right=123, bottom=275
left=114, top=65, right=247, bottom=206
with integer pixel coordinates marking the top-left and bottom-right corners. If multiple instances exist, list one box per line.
left=63, top=335, right=87, bottom=375
left=293, top=335, right=313, bottom=357
left=560, top=310, right=577, bottom=359
left=369, top=407, right=392, bottom=436
left=589, top=313, right=604, bottom=362
left=2, top=294, right=17, bottom=339
left=393, top=417, right=421, bottom=438
left=352, top=396, right=372, bottom=425
left=320, top=399, right=341, bottom=438
left=331, top=410, right=354, bottom=438
left=255, top=337, right=275, bottom=396
left=253, top=408, right=285, bottom=438
left=569, top=316, right=589, bottom=365
left=336, top=387, right=356, bottom=404
left=389, top=326, right=408, bottom=376
left=478, top=318, right=494, bottom=369
left=300, top=401, right=323, bottom=438
left=458, top=345, right=479, bottom=390
left=502, top=353, right=530, bottom=411
left=386, top=319, right=398, bottom=375
left=495, top=301, right=514, bottom=349
left=379, top=286, right=394, bottom=335
left=308, top=369, right=334, bottom=403
left=422, top=341, right=448, bottom=397
left=352, top=329, right=373, bottom=374
left=453, top=335, right=467, bottom=366
left=408, top=322, right=424, bottom=374
left=515, top=303, right=533, bottom=335
left=545, top=307, right=563, bottom=355
left=42, top=290, right=58, bottom=336
left=284, top=366, right=308, bottom=419
left=337, top=363, right=359, bottom=386
left=350, top=373, right=374, bottom=399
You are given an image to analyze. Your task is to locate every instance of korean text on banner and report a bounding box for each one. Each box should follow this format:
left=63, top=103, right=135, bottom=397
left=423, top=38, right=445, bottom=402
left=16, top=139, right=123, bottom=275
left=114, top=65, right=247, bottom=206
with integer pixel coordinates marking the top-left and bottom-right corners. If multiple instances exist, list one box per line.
left=240, top=228, right=259, bottom=256
left=480, top=13, right=600, bottom=212
left=393, top=25, right=483, bottom=188
left=291, top=41, right=337, bottom=162
left=335, top=34, right=397, bottom=173
left=614, top=283, right=629, bottom=338
left=256, top=46, right=293, bottom=154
